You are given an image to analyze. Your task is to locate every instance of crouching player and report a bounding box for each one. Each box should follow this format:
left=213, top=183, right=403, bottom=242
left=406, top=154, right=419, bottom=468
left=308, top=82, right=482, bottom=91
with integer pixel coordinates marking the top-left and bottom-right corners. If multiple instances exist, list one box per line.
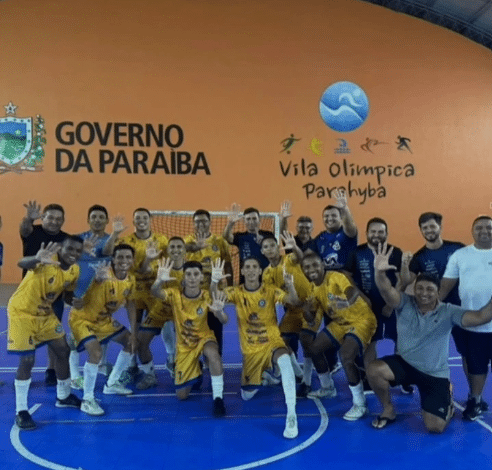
left=8, top=238, right=84, bottom=430
left=68, top=244, right=138, bottom=416
left=211, top=258, right=300, bottom=439
left=150, top=259, right=227, bottom=417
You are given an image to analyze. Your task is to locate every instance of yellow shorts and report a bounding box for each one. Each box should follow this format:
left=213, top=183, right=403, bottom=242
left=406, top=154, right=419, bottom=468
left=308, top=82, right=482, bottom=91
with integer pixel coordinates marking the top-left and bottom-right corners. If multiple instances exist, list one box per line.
left=325, top=310, right=377, bottom=351
left=141, top=300, right=173, bottom=332
left=69, top=312, right=126, bottom=350
left=175, top=332, right=217, bottom=387
left=241, top=336, right=287, bottom=388
left=279, top=307, right=304, bottom=335
left=133, top=283, right=156, bottom=312
left=7, top=310, right=65, bottom=353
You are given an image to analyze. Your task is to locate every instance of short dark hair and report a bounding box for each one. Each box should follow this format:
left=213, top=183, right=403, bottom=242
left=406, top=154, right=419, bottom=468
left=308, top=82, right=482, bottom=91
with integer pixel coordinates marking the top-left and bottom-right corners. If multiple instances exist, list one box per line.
left=88, top=204, right=108, bottom=219
left=113, top=243, right=135, bottom=257
left=366, top=217, right=387, bottom=232
left=418, top=212, right=442, bottom=227
left=297, top=216, right=313, bottom=224
left=183, top=260, right=203, bottom=272
left=168, top=236, right=185, bottom=244
left=43, top=204, right=65, bottom=216
left=261, top=235, right=278, bottom=246
left=241, top=256, right=262, bottom=269
left=301, top=251, right=322, bottom=265
left=62, top=234, right=84, bottom=245
left=244, top=207, right=260, bottom=217
left=415, top=272, right=440, bottom=289
left=322, top=205, right=341, bottom=214
left=472, top=215, right=492, bottom=227
left=193, top=209, right=210, bottom=220
left=133, top=208, right=151, bottom=217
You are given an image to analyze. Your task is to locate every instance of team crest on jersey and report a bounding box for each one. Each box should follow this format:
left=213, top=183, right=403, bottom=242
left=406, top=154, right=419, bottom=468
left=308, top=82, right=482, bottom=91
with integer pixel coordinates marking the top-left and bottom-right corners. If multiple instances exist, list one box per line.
left=332, top=241, right=341, bottom=251
left=197, top=307, right=204, bottom=315
left=324, top=253, right=339, bottom=268
left=48, top=277, right=55, bottom=284
left=258, top=299, right=266, bottom=308
left=0, top=103, right=46, bottom=174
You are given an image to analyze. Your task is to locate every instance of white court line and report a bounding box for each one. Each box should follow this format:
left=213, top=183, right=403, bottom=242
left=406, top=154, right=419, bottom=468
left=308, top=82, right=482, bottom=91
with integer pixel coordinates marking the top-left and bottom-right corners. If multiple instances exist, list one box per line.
left=453, top=401, right=492, bottom=433
left=217, top=398, right=329, bottom=470
left=127, top=391, right=238, bottom=398
left=10, top=404, right=84, bottom=470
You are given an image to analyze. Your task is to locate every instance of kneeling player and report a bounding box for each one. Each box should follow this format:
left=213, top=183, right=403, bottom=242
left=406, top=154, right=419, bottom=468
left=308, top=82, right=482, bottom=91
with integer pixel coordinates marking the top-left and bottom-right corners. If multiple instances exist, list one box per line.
left=151, top=260, right=227, bottom=417
left=211, top=257, right=300, bottom=439
left=8, top=238, right=84, bottom=430
left=68, top=244, right=138, bottom=415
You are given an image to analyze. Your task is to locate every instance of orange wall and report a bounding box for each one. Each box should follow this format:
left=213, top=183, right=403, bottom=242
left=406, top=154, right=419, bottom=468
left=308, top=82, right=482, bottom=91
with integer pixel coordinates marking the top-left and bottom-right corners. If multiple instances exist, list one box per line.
left=1, top=0, right=491, bottom=282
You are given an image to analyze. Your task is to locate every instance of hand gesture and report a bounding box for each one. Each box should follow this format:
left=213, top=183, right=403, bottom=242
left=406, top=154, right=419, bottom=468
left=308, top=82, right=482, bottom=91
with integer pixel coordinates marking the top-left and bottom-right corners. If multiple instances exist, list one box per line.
left=211, top=258, right=231, bottom=284
left=83, top=233, right=99, bottom=257
left=146, top=240, right=162, bottom=261
left=112, top=215, right=127, bottom=237
left=330, top=295, right=350, bottom=310
left=280, top=200, right=292, bottom=219
left=24, top=200, right=42, bottom=221
left=195, top=231, right=208, bottom=250
left=228, top=203, right=243, bottom=224
left=91, top=260, right=112, bottom=282
left=374, top=242, right=397, bottom=272
left=332, top=189, right=348, bottom=210
left=35, top=242, right=60, bottom=265
left=208, top=290, right=227, bottom=314
left=156, top=258, right=176, bottom=283
left=280, top=230, right=296, bottom=251
left=72, top=297, right=85, bottom=309
left=401, top=251, right=413, bottom=266
left=283, top=266, right=294, bottom=287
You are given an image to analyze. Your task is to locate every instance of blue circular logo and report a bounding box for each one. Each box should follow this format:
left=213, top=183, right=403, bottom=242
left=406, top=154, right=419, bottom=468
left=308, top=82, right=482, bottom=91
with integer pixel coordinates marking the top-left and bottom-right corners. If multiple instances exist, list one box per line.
left=319, top=82, right=369, bottom=132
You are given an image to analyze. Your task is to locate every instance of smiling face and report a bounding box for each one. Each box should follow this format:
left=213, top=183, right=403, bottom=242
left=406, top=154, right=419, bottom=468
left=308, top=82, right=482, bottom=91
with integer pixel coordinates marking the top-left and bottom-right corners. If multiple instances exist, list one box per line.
left=414, top=280, right=439, bottom=310
left=167, top=238, right=186, bottom=263
left=241, top=258, right=262, bottom=284
left=244, top=211, right=260, bottom=233
left=301, top=255, right=324, bottom=285
left=88, top=209, right=109, bottom=234
left=112, top=248, right=134, bottom=276
left=261, top=238, right=280, bottom=261
left=419, top=218, right=441, bottom=243
left=193, top=214, right=211, bottom=236
left=133, top=210, right=151, bottom=233
left=472, top=218, right=492, bottom=249
left=42, top=209, right=65, bottom=235
left=183, top=266, right=204, bottom=290
left=366, top=222, right=388, bottom=248
left=322, top=208, right=342, bottom=233
left=58, top=239, right=84, bottom=267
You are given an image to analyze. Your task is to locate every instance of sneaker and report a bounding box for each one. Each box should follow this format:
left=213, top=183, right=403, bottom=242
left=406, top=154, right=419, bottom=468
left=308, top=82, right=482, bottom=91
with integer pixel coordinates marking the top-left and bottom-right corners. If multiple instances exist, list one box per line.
left=400, top=384, right=414, bottom=395
left=56, top=393, right=82, bottom=408
left=481, top=400, right=489, bottom=412
left=307, top=385, right=337, bottom=399
left=45, top=368, right=57, bottom=386
left=71, top=376, right=84, bottom=390
left=98, top=363, right=113, bottom=377
left=103, top=381, right=133, bottom=395
left=136, top=373, right=158, bottom=390
left=213, top=397, right=226, bottom=417
left=119, top=365, right=140, bottom=385
left=363, top=378, right=374, bottom=395
left=166, top=358, right=175, bottom=378
left=261, top=369, right=281, bottom=386
left=297, top=382, right=312, bottom=398
left=81, top=399, right=105, bottom=416
left=15, top=410, right=37, bottom=430
left=343, top=404, right=369, bottom=421
left=463, top=398, right=482, bottom=421
left=283, top=414, right=298, bottom=439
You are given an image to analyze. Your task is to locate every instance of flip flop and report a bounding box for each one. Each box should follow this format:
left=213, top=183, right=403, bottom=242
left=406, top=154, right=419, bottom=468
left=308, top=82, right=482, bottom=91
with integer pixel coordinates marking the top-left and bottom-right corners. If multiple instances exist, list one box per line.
left=372, top=415, right=397, bottom=429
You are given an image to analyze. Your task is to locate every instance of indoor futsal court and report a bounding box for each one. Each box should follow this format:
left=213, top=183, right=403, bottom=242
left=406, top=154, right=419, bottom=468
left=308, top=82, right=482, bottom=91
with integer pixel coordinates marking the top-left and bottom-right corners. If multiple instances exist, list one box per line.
left=1, top=305, right=491, bottom=470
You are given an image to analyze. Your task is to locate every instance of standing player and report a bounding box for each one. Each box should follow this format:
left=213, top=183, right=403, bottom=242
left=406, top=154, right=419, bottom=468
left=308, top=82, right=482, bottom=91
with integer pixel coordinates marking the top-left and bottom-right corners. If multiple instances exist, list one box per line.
left=150, top=259, right=227, bottom=417
left=69, top=244, right=137, bottom=415
left=301, top=252, right=377, bottom=420
left=211, top=257, right=300, bottom=439
left=19, top=201, right=68, bottom=385
left=136, top=236, right=187, bottom=389
left=185, top=209, right=233, bottom=354
left=8, top=237, right=84, bottom=429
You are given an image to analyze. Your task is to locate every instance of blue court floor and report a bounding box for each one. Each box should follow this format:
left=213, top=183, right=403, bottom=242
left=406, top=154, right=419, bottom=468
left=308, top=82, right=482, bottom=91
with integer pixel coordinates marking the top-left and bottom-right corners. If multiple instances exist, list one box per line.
left=1, top=306, right=491, bottom=470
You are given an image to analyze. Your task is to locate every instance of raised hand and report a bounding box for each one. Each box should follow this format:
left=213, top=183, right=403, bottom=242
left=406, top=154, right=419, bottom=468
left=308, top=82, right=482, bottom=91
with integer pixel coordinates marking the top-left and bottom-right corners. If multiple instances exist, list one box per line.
left=228, top=203, right=243, bottom=224
left=330, top=295, right=350, bottom=311
left=146, top=240, right=162, bottom=261
left=111, top=215, right=127, bottom=236
left=211, top=258, right=231, bottom=284
left=332, top=189, right=348, bottom=209
left=208, top=290, right=227, bottom=314
left=283, top=266, right=294, bottom=287
left=401, top=251, right=413, bottom=266
left=91, top=260, right=112, bottom=282
left=195, top=231, right=209, bottom=250
left=83, top=233, right=99, bottom=257
left=156, top=258, right=176, bottom=283
left=280, top=230, right=296, bottom=251
left=24, top=200, right=42, bottom=221
left=374, top=242, right=397, bottom=272
left=35, top=242, right=60, bottom=265
left=280, top=200, right=292, bottom=219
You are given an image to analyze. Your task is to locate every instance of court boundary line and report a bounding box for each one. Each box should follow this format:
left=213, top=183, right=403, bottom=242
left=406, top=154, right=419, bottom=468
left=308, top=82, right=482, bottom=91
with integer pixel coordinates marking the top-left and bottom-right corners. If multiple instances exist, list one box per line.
left=453, top=400, right=492, bottom=433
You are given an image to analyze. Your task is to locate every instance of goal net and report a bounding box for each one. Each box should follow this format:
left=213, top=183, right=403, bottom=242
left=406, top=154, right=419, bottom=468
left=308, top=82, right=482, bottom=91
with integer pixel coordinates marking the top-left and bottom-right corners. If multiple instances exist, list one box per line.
left=150, top=210, right=280, bottom=285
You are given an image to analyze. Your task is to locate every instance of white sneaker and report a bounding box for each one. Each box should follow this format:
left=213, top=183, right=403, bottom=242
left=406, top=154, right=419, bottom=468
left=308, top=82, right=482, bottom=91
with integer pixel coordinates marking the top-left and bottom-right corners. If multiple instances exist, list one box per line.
left=81, top=399, right=105, bottom=416
left=283, top=414, right=298, bottom=439
left=98, top=363, right=113, bottom=377
left=261, top=370, right=281, bottom=386
left=307, top=385, right=337, bottom=399
left=103, top=382, right=133, bottom=395
left=71, top=376, right=84, bottom=390
left=343, top=404, right=369, bottom=421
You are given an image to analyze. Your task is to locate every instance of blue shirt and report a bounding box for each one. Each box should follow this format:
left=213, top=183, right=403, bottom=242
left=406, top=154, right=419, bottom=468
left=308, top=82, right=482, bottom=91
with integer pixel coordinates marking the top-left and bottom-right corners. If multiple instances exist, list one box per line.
left=315, top=227, right=357, bottom=271
left=232, top=230, right=274, bottom=270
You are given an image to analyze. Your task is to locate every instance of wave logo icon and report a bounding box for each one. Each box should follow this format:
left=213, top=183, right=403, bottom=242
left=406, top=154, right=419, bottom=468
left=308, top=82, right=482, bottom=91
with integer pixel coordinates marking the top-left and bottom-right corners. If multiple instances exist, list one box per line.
left=319, top=82, right=369, bottom=132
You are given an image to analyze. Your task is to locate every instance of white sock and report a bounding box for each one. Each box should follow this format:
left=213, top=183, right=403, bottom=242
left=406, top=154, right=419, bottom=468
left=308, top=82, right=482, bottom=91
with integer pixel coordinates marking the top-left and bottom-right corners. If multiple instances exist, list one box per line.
left=141, top=361, right=155, bottom=375
left=69, top=350, right=81, bottom=380
left=241, top=388, right=258, bottom=401
left=99, top=343, right=109, bottom=365
left=83, top=362, right=99, bottom=401
left=349, top=381, right=366, bottom=406
left=161, top=321, right=176, bottom=356
left=107, top=351, right=132, bottom=386
left=290, top=352, right=303, bottom=378
left=303, top=357, right=314, bottom=386
left=277, top=354, right=296, bottom=417
left=319, top=371, right=334, bottom=389
left=15, top=378, right=31, bottom=413
left=56, top=378, right=71, bottom=400
left=211, top=374, right=224, bottom=399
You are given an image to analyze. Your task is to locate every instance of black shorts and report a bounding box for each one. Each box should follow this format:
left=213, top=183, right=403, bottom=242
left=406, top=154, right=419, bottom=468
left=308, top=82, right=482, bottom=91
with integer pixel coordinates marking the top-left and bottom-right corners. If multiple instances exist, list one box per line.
left=464, top=330, right=492, bottom=375
left=372, top=311, right=397, bottom=342
left=382, top=355, right=451, bottom=420
left=451, top=325, right=467, bottom=357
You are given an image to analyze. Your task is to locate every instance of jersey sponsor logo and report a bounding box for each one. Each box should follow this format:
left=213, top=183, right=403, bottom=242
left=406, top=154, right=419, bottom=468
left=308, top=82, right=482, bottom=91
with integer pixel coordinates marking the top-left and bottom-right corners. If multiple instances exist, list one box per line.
left=0, top=102, right=46, bottom=175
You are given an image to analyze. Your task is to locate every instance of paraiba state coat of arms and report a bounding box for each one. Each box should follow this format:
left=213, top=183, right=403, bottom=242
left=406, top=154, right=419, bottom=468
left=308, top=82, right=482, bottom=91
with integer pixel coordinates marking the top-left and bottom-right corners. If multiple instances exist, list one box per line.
left=0, top=102, right=46, bottom=174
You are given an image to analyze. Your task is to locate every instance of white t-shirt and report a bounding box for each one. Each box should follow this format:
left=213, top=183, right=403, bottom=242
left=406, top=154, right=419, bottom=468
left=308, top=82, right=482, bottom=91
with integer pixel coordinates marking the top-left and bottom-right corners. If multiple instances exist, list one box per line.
left=443, top=245, right=492, bottom=333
